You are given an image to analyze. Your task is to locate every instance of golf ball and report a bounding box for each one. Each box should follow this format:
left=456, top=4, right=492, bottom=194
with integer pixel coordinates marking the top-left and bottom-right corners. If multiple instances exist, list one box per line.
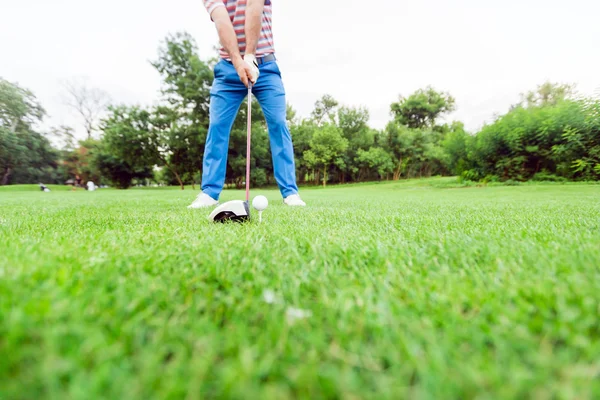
left=252, top=195, right=268, bottom=211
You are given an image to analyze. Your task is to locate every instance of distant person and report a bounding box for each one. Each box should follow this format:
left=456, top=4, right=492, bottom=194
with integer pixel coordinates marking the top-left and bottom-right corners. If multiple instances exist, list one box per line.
left=188, top=0, right=306, bottom=209
left=72, top=174, right=82, bottom=191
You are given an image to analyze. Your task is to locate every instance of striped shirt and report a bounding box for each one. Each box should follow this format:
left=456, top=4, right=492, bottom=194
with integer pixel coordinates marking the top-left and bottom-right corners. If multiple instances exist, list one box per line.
left=203, top=0, right=275, bottom=59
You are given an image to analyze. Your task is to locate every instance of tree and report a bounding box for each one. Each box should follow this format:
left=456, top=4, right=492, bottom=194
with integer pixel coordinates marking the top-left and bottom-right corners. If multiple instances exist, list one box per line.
left=442, top=122, right=471, bottom=176
left=91, top=140, right=153, bottom=189
left=286, top=103, right=297, bottom=124
left=101, top=104, right=188, bottom=189
left=58, top=138, right=107, bottom=186
left=50, top=125, right=77, bottom=150
left=150, top=32, right=215, bottom=187
left=384, top=122, right=413, bottom=180
left=356, top=147, right=394, bottom=180
left=551, top=99, right=600, bottom=180
left=61, top=77, right=110, bottom=140
left=290, top=119, right=318, bottom=184
left=0, top=78, right=45, bottom=133
left=311, top=94, right=339, bottom=126
left=519, top=81, right=576, bottom=108
left=2, top=131, right=60, bottom=184
left=0, top=128, right=20, bottom=184
left=337, top=105, right=374, bottom=182
left=390, top=86, right=455, bottom=129
left=151, top=32, right=213, bottom=121
left=303, top=124, right=348, bottom=187
left=0, top=78, right=59, bottom=185
left=150, top=105, right=190, bottom=190
left=95, top=32, right=214, bottom=190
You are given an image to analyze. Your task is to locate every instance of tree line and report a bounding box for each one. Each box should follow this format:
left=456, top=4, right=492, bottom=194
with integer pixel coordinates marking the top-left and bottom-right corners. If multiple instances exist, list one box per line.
left=2, top=32, right=599, bottom=189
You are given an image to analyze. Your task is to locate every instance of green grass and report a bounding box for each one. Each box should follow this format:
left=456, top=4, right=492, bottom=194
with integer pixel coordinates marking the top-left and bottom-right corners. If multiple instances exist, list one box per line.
left=1, top=180, right=599, bottom=399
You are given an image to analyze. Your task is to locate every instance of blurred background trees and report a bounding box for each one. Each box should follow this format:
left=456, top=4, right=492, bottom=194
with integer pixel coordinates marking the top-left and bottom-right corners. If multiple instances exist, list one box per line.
left=1, top=31, right=599, bottom=188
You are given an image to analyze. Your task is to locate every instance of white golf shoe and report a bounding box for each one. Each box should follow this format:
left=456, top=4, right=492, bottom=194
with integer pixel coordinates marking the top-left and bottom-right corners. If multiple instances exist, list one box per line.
left=187, top=192, right=218, bottom=209
left=284, top=194, right=306, bottom=207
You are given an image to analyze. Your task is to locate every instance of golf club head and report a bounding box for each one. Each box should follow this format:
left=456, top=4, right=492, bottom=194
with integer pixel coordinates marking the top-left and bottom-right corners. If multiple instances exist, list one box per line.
left=207, top=200, right=250, bottom=223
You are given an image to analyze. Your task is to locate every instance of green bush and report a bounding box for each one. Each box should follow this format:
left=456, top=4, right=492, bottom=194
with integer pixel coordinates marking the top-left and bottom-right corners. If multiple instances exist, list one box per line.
left=531, top=171, right=568, bottom=182
left=481, top=175, right=500, bottom=184
left=251, top=168, right=268, bottom=187
left=464, top=99, right=600, bottom=182
left=503, top=179, right=521, bottom=186
left=459, top=169, right=481, bottom=182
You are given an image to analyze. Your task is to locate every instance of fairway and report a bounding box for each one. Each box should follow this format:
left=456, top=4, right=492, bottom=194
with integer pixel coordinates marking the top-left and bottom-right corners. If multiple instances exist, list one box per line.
left=1, top=180, right=600, bottom=399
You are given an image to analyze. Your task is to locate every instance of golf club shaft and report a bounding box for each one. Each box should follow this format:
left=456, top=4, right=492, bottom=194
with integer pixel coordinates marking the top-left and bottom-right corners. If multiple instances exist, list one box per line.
left=246, top=83, right=252, bottom=203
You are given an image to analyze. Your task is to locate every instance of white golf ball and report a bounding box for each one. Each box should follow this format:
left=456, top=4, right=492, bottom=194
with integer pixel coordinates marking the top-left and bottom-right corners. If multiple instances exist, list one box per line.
left=252, top=195, right=268, bottom=211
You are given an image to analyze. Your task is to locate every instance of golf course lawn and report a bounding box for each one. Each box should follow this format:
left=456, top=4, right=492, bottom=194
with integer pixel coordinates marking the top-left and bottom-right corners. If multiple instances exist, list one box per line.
left=1, top=178, right=599, bottom=399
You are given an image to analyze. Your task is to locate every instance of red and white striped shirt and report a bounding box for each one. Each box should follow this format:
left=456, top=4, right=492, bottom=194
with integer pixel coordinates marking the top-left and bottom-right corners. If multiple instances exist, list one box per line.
left=203, top=0, right=275, bottom=59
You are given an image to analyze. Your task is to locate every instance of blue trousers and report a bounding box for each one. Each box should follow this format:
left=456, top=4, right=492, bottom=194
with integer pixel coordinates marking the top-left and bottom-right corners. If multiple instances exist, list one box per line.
left=201, top=58, right=299, bottom=200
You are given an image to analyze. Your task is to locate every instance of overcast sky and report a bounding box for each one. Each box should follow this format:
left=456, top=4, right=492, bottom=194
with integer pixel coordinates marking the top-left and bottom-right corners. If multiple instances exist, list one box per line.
left=2, top=0, right=599, bottom=139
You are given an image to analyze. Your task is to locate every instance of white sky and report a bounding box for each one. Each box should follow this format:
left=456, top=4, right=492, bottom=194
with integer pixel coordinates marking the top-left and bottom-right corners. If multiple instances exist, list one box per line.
left=2, top=0, right=599, bottom=139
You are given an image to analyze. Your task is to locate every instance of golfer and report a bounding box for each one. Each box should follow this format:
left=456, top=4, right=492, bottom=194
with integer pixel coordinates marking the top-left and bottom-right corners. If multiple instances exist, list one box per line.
left=188, top=0, right=306, bottom=209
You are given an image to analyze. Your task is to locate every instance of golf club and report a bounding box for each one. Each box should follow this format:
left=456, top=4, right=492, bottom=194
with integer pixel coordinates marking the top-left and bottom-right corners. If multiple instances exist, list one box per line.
left=207, top=82, right=254, bottom=223
left=245, top=82, right=252, bottom=204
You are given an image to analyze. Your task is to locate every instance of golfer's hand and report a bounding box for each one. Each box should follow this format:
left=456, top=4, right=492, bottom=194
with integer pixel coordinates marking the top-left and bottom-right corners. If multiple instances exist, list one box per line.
left=243, top=54, right=260, bottom=83
left=233, top=58, right=254, bottom=87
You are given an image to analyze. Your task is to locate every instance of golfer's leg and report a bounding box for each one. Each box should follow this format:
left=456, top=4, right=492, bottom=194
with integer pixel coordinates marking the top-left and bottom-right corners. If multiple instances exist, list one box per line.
left=253, top=62, right=299, bottom=198
left=202, top=64, right=246, bottom=200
